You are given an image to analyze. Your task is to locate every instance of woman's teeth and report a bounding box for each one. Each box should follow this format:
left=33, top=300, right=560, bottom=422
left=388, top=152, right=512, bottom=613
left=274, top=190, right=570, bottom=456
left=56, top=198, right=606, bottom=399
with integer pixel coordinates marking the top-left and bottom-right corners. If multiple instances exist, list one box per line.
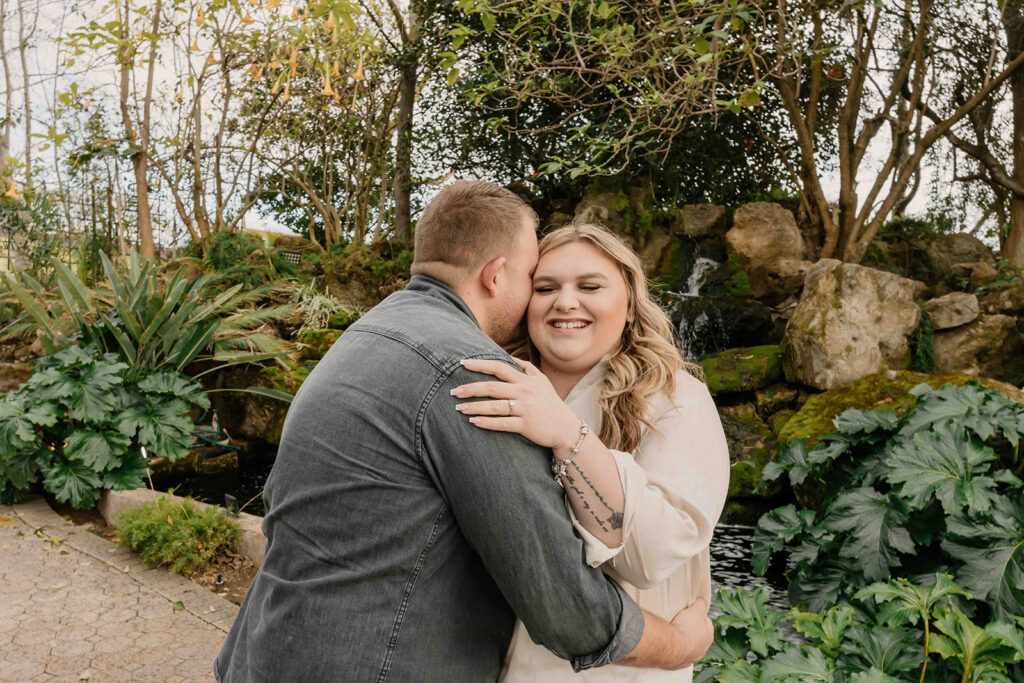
left=552, top=321, right=588, bottom=329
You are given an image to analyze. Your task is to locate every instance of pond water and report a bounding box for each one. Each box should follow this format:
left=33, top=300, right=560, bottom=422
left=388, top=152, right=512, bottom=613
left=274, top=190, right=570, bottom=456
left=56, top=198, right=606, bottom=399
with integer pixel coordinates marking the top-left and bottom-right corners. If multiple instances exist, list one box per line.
left=170, top=452, right=791, bottom=613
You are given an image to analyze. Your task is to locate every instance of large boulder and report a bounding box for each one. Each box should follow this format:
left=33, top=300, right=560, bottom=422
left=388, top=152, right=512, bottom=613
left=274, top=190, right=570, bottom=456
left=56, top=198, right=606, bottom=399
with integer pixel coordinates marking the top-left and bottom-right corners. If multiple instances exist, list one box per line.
left=725, top=202, right=808, bottom=302
left=979, top=282, right=1024, bottom=316
left=718, top=403, right=780, bottom=499
left=921, top=233, right=996, bottom=274
left=637, top=227, right=676, bottom=282
left=658, top=293, right=775, bottom=359
left=922, top=292, right=979, bottom=330
left=700, top=345, right=783, bottom=395
left=272, top=234, right=322, bottom=255
left=778, top=369, right=1024, bottom=446
left=209, top=363, right=309, bottom=445
left=783, top=260, right=924, bottom=390
left=670, top=204, right=728, bottom=239
left=932, top=315, right=1024, bottom=383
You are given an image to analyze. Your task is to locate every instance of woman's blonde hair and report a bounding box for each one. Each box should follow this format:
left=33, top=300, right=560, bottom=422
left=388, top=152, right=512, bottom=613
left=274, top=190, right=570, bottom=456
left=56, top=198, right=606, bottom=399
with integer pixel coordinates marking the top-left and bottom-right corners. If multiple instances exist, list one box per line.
left=517, top=222, right=702, bottom=452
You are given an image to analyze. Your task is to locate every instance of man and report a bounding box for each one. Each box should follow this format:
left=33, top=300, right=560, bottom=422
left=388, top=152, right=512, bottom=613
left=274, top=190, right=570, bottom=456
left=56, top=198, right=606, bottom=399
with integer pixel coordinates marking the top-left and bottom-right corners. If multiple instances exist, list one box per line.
left=215, top=181, right=712, bottom=682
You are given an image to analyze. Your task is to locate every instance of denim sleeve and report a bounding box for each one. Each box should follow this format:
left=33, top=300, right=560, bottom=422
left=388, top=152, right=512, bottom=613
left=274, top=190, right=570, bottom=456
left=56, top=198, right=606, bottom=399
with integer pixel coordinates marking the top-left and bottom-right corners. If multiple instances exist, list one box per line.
left=417, top=362, right=645, bottom=670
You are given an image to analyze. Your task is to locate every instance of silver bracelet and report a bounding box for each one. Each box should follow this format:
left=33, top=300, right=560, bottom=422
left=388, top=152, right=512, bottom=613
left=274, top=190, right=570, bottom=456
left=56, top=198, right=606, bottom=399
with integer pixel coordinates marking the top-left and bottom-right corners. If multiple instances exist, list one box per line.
left=552, top=420, right=590, bottom=485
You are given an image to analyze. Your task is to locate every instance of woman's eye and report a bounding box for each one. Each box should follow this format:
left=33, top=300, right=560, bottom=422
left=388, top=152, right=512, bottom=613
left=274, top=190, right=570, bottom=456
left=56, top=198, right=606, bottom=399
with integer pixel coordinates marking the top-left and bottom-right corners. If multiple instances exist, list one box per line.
left=534, top=286, right=555, bottom=293
left=580, top=284, right=601, bottom=291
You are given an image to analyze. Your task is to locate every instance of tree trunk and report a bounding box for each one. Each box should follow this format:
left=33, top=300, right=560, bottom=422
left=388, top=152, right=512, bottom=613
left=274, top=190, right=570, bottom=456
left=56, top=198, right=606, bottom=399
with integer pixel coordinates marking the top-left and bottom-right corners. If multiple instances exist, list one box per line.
left=391, top=59, right=416, bottom=243
left=0, top=0, right=12, bottom=180
left=1004, top=1, right=1024, bottom=266
left=16, top=0, right=33, bottom=190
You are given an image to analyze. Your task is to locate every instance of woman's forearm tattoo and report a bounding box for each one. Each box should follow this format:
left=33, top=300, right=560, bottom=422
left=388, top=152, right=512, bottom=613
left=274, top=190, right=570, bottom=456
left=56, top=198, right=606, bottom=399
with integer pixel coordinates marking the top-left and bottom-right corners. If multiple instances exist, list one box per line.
left=566, top=464, right=624, bottom=531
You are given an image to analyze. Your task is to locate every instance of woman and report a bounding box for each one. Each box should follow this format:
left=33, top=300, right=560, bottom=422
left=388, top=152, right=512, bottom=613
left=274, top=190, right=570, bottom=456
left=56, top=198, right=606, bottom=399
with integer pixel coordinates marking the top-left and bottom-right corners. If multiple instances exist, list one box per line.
left=452, top=223, right=731, bottom=681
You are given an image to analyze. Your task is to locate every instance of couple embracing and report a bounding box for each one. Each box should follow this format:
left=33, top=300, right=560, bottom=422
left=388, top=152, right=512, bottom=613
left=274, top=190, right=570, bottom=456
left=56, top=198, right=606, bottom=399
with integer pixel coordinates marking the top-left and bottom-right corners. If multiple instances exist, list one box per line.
left=215, top=181, right=730, bottom=682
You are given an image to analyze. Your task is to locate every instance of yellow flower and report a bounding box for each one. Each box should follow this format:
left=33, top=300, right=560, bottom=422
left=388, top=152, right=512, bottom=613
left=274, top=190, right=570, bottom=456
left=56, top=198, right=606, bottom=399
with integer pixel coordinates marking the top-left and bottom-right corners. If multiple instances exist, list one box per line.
left=4, top=180, right=18, bottom=199
left=195, top=7, right=205, bottom=25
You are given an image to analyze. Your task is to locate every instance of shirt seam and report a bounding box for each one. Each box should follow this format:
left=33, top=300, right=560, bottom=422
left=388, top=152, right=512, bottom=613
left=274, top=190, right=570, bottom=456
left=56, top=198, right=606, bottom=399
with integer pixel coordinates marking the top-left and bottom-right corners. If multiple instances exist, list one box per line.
left=375, top=504, right=448, bottom=683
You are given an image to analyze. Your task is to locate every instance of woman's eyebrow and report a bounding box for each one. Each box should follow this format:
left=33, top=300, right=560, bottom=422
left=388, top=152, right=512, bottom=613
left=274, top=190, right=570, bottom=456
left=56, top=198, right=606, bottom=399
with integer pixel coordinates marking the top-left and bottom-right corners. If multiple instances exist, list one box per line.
left=533, top=272, right=610, bottom=282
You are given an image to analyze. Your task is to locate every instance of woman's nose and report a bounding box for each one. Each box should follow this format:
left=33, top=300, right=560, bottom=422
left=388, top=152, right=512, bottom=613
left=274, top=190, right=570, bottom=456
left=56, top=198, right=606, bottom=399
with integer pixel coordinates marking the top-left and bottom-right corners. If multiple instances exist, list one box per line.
left=553, top=289, right=579, bottom=311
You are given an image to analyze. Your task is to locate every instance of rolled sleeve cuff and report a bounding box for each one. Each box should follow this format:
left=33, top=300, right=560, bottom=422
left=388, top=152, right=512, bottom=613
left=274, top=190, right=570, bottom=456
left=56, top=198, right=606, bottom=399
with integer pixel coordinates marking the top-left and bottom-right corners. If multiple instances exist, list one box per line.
left=570, top=580, right=645, bottom=672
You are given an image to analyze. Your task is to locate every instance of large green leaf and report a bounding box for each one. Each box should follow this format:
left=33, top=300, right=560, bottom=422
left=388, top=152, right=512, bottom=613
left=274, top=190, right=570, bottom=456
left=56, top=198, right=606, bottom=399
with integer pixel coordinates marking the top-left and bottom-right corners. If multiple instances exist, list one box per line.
left=42, top=459, right=103, bottom=509
left=0, top=448, right=42, bottom=489
left=136, top=372, right=210, bottom=409
left=64, top=430, right=131, bottom=471
left=752, top=505, right=817, bottom=575
left=101, top=451, right=149, bottom=490
left=789, top=605, right=856, bottom=657
left=944, top=498, right=1024, bottom=620
left=832, top=408, right=900, bottom=439
left=929, top=604, right=1023, bottom=682
left=0, top=397, right=59, bottom=450
left=714, top=587, right=787, bottom=657
left=887, top=426, right=998, bottom=514
left=116, top=398, right=194, bottom=461
left=761, top=645, right=833, bottom=681
left=855, top=574, right=970, bottom=627
left=761, top=440, right=815, bottom=487
left=825, top=488, right=915, bottom=582
left=838, top=626, right=920, bottom=678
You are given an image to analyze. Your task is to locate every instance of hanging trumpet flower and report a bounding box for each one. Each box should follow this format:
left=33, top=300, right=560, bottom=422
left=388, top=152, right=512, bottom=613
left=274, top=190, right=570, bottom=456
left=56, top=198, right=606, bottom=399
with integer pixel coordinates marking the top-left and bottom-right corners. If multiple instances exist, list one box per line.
left=332, top=26, right=339, bottom=44
left=331, top=60, right=340, bottom=78
left=352, top=55, right=365, bottom=81
left=324, top=12, right=336, bottom=29
left=271, top=80, right=281, bottom=95
left=195, top=7, right=205, bottom=25
left=321, top=74, right=334, bottom=97
left=291, top=7, right=299, bottom=20
left=270, top=58, right=281, bottom=69
left=332, top=90, right=340, bottom=105
left=301, top=6, right=308, bottom=21
left=241, top=10, right=254, bottom=25
left=191, top=37, right=200, bottom=52
left=283, top=82, right=291, bottom=103
left=266, top=0, right=281, bottom=9
left=247, top=62, right=258, bottom=76
left=249, top=0, right=259, bottom=6
left=176, top=87, right=184, bottom=102
left=4, top=180, right=18, bottom=199
left=206, top=52, right=217, bottom=65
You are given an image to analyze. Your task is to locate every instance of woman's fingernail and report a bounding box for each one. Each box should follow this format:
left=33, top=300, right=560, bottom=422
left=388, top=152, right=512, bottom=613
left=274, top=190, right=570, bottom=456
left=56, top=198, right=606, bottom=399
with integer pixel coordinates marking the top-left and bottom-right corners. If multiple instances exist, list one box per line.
left=459, top=359, right=468, bottom=366
left=450, top=388, right=459, bottom=396
left=455, top=404, right=464, bottom=412
left=469, top=417, right=478, bottom=424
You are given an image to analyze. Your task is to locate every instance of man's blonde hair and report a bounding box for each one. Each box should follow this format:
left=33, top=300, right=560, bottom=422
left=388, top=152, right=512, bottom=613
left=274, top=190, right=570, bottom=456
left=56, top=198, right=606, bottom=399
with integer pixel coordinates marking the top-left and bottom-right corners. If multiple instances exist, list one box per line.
left=412, top=181, right=538, bottom=278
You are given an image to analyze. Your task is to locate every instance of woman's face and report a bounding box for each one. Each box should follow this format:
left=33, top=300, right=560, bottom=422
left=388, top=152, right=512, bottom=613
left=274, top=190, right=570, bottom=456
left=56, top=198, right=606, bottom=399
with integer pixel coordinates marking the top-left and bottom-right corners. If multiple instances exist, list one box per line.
left=527, top=241, right=632, bottom=377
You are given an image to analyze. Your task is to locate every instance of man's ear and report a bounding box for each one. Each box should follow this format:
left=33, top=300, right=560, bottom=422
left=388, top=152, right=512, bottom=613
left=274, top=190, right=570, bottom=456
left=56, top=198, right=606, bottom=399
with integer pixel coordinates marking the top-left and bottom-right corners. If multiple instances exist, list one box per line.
left=478, top=256, right=507, bottom=298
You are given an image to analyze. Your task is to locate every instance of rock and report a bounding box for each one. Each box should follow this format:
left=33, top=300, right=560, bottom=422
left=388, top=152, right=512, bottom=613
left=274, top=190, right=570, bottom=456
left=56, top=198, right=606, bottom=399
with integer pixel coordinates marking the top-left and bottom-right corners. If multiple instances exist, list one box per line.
left=778, top=369, right=1024, bottom=446
left=638, top=228, right=675, bottom=281
left=718, top=403, right=780, bottom=501
left=0, top=335, right=42, bottom=363
left=700, top=345, right=783, bottom=395
left=725, top=202, right=808, bottom=302
left=670, top=204, right=728, bottom=239
left=161, top=257, right=205, bottom=282
left=0, top=361, right=32, bottom=393
left=574, top=190, right=631, bottom=235
left=209, top=363, right=310, bottom=445
left=545, top=211, right=572, bottom=229
left=932, top=315, right=1024, bottom=383
left=921, top=233, right=996, bottom=274
left=327, top=309, right=357, bottom=330
left=964, top=261, right=999, bottom=291
left=782, top=260, right=924, bottom=390
left=979, top=282, right=1024, bottom=316
left=324, top=242, right=412, bottom=309
left=658, top=293, right=775, bottom=359
left=295, top=329, right=342, bottom=361
left=272, top=234, right=322, bottom=255
left=755, top=384, right=800, bottom=415
left=922, top=292, right=979, bottom=330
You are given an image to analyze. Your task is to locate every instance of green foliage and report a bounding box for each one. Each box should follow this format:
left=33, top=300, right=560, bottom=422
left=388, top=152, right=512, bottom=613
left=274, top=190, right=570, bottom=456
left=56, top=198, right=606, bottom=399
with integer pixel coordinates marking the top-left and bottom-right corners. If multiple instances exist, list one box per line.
left=754, top=381, right=1024, bottom=620
left=0, top=345, right=208, bottom=508
left=2, top=251, right=292, bottom=377
left=697, top=577, right=1024, bottom=682
left=291, top=281, right=356, bottom=336
left=909, top=312, right=936, bottom=373
left=115, top=496, right=239, bottom=575
left=204, top=231, right=264, bottom=272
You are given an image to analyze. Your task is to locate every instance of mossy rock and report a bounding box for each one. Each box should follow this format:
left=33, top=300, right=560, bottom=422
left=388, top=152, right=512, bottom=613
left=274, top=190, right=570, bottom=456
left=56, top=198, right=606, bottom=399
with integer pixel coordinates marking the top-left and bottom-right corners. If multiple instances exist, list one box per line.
left=327, top=309, right=356, bottom=330
left=653, top=240, right=684, bottom=292
left=296, top=329, right=342, bottom=361
left=210, top=362, right=310, bottom=445
left=769, top=409, right=796, bottom=437
left=324, top=242, right=413, bottom=309
left=718, top=404, right=781, bottom=499
left=778, top=370, right=1024, bottom=446
left=701, top=345, right=783, bottom=395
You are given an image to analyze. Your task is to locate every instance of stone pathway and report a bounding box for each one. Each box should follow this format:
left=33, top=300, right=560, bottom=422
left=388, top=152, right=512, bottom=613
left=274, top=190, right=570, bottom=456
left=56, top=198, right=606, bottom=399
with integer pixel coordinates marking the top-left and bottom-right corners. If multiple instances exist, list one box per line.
left=0, top=497, right=238, bottom=682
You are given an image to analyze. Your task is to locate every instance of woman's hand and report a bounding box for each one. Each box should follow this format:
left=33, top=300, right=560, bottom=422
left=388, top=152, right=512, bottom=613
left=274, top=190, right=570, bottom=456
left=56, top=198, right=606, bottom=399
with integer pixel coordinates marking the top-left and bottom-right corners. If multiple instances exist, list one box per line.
left=453, top=358, right=580, bottom=450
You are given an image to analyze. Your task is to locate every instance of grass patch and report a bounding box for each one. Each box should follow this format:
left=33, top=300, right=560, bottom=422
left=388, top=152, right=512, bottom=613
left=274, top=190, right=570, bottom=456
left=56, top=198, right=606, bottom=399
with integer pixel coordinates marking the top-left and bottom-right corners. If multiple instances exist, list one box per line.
left=116, top=497, right=240, bottom=575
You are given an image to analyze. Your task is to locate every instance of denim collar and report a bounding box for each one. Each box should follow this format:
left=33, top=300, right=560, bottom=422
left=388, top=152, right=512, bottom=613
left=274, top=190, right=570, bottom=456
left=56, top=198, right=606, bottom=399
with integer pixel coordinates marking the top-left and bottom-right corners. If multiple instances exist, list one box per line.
left=406, top=274, right=482, bottom=331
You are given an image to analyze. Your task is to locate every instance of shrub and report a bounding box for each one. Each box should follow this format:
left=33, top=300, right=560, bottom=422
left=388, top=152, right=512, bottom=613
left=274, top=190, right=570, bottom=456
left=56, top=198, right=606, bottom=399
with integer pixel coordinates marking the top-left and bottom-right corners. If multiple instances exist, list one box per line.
left=0, top=345, right=209, bottom=508
left=698, top=578, right=1024, bottom=682
left=753, top=382, right=1024, bottom=620
left=116, top=496, right=240, bottom=574
left=204, top=231, right=264, bottom=272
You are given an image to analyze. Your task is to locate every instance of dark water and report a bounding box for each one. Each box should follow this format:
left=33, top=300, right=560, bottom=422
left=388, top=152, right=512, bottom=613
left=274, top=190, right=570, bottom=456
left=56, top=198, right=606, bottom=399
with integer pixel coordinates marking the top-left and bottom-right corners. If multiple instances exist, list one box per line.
left=171, top=453, right=790, bottom=611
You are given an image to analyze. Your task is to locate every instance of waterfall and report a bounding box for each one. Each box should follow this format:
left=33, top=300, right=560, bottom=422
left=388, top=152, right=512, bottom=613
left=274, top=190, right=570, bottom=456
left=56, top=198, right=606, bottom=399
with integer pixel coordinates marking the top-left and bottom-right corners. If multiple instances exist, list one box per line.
left=686, top=257, right=719, bottom=296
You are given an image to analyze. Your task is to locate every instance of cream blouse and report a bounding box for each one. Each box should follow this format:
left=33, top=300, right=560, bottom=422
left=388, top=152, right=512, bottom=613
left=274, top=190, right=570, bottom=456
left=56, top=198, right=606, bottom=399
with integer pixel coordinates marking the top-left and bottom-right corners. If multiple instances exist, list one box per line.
left=500, top=362, right=731, bottom=682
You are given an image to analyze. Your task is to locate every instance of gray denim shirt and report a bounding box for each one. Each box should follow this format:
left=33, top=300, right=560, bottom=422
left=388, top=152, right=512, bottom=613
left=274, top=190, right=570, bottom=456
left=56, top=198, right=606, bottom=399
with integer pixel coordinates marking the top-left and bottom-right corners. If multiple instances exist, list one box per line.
left=215, top=275, right=644, bottom=682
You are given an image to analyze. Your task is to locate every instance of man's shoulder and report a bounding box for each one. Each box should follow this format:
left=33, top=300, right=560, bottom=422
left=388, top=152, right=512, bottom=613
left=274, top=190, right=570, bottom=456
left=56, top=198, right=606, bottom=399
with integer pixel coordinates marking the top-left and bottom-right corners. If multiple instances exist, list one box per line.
left=348, top=289, right=507, bottom=371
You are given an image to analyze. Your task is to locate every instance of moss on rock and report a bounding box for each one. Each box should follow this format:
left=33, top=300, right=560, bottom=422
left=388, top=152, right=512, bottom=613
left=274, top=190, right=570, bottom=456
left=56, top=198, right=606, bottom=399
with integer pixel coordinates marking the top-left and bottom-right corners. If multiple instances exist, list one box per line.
left=701, top=345, right=783, bottom=395
left=778, top=370, right=1024, bottom=446
left=295, top=329, right=343, bottom=361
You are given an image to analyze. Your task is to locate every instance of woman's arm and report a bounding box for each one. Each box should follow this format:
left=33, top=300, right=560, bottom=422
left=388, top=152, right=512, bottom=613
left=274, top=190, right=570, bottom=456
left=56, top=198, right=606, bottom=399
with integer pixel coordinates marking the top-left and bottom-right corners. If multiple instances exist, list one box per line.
left=452, top=357, right=627, bottom=548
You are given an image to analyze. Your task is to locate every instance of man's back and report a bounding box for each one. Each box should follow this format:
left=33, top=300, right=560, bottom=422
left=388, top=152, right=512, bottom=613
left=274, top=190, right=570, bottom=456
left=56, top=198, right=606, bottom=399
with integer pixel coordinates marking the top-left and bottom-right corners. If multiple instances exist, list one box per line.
left=215, top=276, right=642, bottom=682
